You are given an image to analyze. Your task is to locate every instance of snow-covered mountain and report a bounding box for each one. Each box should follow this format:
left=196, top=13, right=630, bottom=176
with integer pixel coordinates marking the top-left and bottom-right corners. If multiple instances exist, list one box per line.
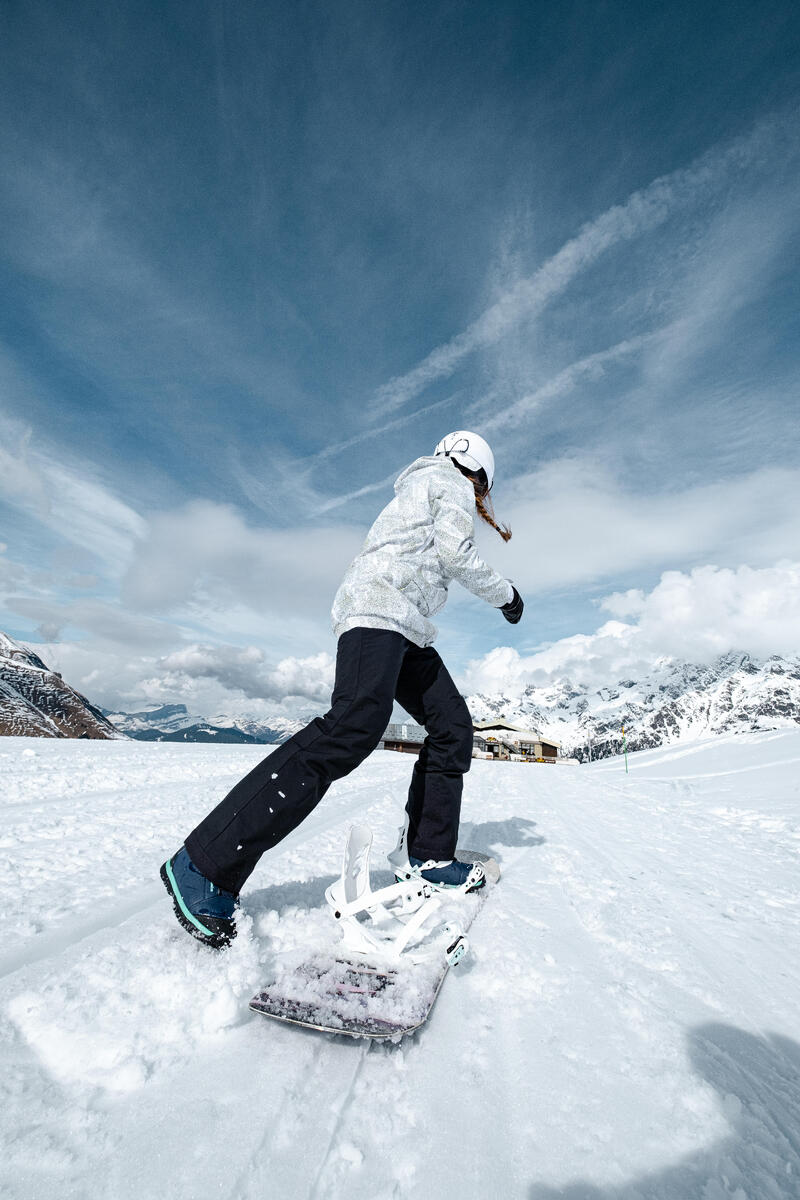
left=466, top=651, right=800, bottom=760
left=7, top=631, right=797, bottom=757
left=0, top=632, right=122, bottom=740
left=103, top=703, right=306, bottom=745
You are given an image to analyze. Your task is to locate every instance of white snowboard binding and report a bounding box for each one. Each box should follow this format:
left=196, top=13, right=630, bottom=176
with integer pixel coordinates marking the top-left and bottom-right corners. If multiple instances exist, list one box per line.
left=388, top=815, right=487, bottom=893
left=325, top=825, right=469, bottom=966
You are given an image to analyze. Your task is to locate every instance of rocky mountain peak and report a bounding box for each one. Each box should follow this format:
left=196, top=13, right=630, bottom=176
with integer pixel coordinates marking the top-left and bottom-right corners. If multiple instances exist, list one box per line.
left=0, top=633, right=122, bottom=740
left=465, top=651, right=800, bottom=762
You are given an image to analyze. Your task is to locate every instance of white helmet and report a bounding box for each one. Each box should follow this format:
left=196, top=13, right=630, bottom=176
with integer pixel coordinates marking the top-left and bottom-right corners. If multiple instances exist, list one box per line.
left=434, top=430, right=495, bottom=490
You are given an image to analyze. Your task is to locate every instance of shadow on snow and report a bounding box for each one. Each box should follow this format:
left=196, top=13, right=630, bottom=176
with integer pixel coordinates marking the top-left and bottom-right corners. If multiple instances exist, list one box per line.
left=458, top=816, right=546, bottom=858
left=528, top=1023, right=800, bottom=1200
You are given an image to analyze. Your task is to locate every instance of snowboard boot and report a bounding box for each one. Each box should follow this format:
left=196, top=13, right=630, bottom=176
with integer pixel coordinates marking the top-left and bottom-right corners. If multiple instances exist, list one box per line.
left=387, top=818, right=486, bottom=893
left=407, top=855, right=486, bottom=892
left=160, top=846, right=239, bottom=949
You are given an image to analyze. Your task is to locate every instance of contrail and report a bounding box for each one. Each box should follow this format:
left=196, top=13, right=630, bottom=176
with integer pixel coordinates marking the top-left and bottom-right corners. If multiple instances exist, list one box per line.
left=370, top=109, right=794, bottom=419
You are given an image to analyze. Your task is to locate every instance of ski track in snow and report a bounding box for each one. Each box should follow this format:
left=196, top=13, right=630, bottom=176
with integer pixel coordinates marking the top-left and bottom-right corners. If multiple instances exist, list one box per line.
left=1, top=731, right=800, bottom=1198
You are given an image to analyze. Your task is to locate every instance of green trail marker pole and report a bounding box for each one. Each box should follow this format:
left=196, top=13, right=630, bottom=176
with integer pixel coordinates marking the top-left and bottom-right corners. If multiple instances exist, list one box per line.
left=622, top=724, right=629, bottom=774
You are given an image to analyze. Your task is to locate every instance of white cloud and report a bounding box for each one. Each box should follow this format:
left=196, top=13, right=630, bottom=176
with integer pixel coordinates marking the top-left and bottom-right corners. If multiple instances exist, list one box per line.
left=0, top=427, right=358, bottom=711
left=121, top=499, right=363, bottom=619
left=158, top=644, right=334, bottom=703
left=493, top=460, right=800, bottom=596
left=5, top=595, right=179, bottom=651
left=459, top=561, right=800, bottom=693
left=599, top=562, right=800, bottom=659
left=33, top=636, right=335, bottom=717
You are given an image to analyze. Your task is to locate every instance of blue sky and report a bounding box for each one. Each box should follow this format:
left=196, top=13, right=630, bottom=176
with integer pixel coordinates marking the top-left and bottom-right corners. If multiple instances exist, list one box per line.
left=1, top=1, right=799, bottom=715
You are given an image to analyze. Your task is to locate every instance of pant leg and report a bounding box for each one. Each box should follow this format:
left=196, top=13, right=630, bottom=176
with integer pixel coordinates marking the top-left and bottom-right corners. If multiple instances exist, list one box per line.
left=185, top=628, right=409, bottom=893
left=394, top=645, right=474, bottom=862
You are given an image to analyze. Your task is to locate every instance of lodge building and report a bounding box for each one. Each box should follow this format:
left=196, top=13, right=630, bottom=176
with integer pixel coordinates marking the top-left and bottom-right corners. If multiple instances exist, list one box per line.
left=381, top=718, right=562, bottom=762
left=472, top=720, right=560, bottom=761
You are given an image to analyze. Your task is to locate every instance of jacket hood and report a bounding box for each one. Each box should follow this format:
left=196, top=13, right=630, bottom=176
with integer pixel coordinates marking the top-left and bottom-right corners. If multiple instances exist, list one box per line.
left=394, top=455, right=464, bottom=493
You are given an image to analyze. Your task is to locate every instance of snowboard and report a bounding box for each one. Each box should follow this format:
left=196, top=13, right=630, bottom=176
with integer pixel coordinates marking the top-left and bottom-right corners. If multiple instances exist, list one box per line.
left=250, top=847, right=499, bottom=1041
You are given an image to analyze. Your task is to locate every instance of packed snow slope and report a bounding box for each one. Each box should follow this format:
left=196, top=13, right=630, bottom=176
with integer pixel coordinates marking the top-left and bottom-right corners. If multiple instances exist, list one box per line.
left=2, top=730, right=799, bottom=1200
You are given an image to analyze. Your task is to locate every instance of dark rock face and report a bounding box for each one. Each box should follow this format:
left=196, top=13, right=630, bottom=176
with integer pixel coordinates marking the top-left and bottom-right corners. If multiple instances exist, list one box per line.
left=0, top=633, right=121, bottom=740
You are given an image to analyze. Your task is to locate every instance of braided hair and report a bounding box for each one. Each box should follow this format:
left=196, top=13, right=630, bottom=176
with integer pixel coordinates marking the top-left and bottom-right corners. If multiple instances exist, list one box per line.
left=453, top=463, right=512, bottom=543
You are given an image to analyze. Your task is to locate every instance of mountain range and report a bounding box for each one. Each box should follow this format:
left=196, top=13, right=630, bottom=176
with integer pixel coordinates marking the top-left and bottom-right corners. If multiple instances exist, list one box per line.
left=2, top=631, right=798, bottom=759
left=101, top=703, right=306, bottom=745
left=466, top=651, right=800, bottom=760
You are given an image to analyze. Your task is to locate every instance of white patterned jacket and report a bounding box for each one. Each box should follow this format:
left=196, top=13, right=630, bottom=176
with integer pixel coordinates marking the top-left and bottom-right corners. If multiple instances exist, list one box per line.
left=331, top=455, right=513, bottom=648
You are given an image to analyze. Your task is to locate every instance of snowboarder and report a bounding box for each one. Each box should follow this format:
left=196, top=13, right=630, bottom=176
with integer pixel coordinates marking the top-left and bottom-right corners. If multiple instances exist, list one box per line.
left=161, top=430, right=524, bottom=947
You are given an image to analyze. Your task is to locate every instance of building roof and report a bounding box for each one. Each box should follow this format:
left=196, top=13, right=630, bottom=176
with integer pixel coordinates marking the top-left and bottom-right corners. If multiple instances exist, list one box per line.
left=382, top=722, right=426, bottom=743
left=473, top=719, right=561, bottom=748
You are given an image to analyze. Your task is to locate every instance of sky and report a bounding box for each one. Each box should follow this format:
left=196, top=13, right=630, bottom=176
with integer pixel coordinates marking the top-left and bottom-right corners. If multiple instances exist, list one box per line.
left=1, top=0, right=799, bottom=718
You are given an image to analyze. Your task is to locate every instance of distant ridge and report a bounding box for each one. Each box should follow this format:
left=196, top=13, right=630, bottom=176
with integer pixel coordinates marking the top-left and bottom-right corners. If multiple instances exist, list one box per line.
left=103, top=702, right=306, bottom=745
left=0, top=633, right=122, bottom=740
left=466, top=651, right=800, bottom=761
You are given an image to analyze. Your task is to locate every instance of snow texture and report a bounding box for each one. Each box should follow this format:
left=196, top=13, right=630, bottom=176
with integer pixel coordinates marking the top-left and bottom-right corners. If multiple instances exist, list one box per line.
left=1, top=730, right=799, bottom=1198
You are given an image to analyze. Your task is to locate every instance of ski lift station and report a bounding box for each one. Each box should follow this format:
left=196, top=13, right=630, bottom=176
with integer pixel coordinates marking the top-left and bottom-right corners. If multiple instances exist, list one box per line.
left=382, top=719, right=563, bottom=763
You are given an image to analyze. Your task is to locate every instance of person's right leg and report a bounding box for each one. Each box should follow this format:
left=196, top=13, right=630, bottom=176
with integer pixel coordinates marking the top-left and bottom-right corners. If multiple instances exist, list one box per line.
left=163, top=628, right=410, bottom=944
left=393, top=645, right=480, bottom=890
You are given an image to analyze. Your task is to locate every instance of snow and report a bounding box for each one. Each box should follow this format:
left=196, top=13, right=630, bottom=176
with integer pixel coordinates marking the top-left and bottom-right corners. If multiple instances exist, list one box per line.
left=1, top=730, right=799, bottom=1198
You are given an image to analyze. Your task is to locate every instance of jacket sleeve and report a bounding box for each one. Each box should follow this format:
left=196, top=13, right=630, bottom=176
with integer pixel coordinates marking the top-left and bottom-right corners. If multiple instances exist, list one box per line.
left=431, top=483, right=514, bottom=607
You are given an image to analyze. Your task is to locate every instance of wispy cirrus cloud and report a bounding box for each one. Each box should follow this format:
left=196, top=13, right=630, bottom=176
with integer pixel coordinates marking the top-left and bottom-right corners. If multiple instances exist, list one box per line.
left=230, top=394, right=461, bottom=522
left=474, top=332, right=659, bottom=433
left=370, top=108, right=797, bottom=420
left=0, top=408, right=146, bottom=574
left=310, top=470, right=401, bottom=515
left=0, top=141, right=309, bottom=469
left=309, top=394, right=461, bottom=465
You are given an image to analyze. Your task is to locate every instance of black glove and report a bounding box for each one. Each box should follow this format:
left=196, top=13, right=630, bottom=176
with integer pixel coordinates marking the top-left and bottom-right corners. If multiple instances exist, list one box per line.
left=500, top=586, right=524, bottom=624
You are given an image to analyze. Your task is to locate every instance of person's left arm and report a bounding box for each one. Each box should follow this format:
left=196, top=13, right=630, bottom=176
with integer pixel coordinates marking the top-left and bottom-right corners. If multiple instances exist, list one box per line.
left=430, top=483, right=514, bottom=608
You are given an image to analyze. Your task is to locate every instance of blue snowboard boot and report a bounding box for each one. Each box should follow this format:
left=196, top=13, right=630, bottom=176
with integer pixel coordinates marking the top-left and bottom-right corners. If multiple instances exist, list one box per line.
left=408, top=855, right=486, bottom=892
left=160, top=846, right=239, bottom=948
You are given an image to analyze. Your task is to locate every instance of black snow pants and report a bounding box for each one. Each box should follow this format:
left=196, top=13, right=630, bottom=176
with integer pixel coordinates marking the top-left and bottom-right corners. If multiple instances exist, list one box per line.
left=185, top=627, right=475, bottom=894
